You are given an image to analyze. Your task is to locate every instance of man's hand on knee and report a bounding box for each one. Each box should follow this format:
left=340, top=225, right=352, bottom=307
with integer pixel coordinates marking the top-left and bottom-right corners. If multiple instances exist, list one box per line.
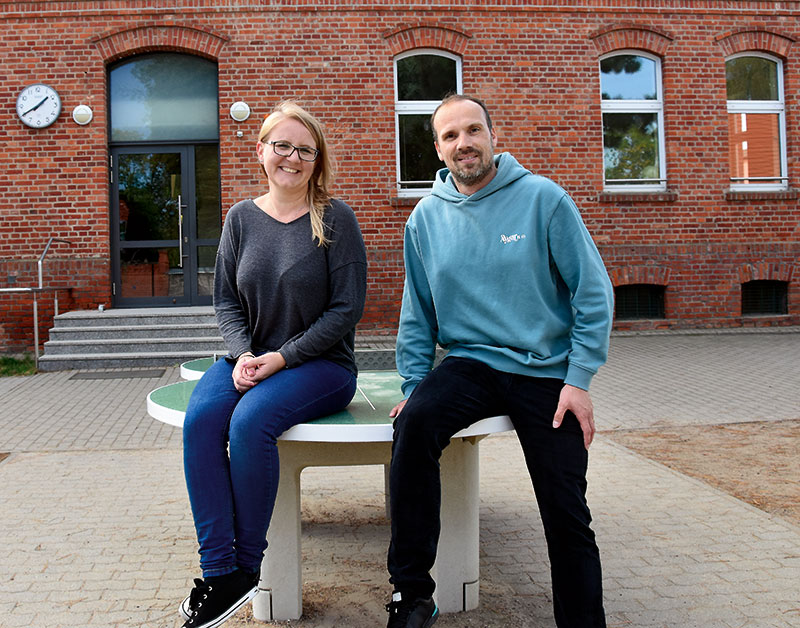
left=552, top=384, right=596, bottom=450
left=389, top=398, right=408, bottom=418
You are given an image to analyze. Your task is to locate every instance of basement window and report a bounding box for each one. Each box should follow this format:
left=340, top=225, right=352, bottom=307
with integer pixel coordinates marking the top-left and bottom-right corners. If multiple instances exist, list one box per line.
left=741, top=280, right=788, bottom=315
left=614, top=284, right=666, bottom=319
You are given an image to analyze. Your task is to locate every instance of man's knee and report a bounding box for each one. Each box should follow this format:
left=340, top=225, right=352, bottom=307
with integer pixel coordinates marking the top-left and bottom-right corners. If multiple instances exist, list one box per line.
left=395, top=387, right=454, bottom=436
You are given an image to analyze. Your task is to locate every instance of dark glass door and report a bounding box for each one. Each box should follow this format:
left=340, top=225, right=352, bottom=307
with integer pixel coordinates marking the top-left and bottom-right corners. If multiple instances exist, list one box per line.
left=111, top=145, right=220, bottom=306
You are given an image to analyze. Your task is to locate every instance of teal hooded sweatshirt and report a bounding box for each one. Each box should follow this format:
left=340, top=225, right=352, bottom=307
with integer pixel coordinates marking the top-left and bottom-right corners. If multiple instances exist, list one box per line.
left=396, top=152, right=614, bottom=397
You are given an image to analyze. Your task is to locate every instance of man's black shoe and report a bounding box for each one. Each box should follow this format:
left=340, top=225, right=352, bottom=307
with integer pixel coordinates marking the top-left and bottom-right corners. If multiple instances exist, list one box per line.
left=181, top=569, right=258, bottom=628
left=385, top=591, right=439, bottom=628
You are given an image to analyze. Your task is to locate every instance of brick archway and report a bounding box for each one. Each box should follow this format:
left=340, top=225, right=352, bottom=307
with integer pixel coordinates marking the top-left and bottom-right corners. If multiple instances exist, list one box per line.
left=90, top=23, right=230, bottom=62
left=715, top=28, right=795, bottom=59
left=382, top=22, right=472, bottom=56
left=589, top=23, right=674, bottom=56
left=737, top=262, right=794, bottom=284
left=608, top=265, right=671, bottom=287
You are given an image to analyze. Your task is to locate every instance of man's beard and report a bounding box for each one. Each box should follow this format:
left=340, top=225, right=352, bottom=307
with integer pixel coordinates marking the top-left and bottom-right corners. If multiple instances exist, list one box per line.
left=450, top=150, right=494, bottom=186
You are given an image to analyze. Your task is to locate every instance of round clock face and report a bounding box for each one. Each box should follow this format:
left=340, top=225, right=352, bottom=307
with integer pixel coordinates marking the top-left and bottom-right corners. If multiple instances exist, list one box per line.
left=16, top=84, right=62, bottom=128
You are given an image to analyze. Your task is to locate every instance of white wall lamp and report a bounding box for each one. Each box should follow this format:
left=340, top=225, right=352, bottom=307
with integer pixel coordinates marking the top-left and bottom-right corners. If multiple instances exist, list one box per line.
left=72, top=104, right=93, bottom=125
left=230, top=101, right=251, bottom=122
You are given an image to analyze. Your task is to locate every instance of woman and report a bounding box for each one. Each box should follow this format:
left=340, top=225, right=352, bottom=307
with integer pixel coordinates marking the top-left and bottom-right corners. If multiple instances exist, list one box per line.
left=179, top=101, right=367, bottom=628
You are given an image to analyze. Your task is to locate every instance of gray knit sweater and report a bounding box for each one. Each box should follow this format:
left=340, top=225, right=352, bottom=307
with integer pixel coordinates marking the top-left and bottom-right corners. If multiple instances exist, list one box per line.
left=213, top=198, right=367, bottom=375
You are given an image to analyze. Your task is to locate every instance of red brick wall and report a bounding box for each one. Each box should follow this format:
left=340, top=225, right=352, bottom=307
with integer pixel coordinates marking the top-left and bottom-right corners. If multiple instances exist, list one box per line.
left=2, top=2, right=799, bottom=352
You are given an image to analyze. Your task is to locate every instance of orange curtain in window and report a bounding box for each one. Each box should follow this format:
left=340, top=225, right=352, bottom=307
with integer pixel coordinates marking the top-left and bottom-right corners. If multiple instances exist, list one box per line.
left=728, top=113, right=780, bottom=182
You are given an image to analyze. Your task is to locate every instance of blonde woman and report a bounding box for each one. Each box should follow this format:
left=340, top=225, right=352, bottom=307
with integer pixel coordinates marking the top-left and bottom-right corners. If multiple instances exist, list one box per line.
left=179, top=102, right=367, bottom=628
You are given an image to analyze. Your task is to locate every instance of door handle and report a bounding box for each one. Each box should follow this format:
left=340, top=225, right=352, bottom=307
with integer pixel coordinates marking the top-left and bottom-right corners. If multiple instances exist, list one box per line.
left=177, top=194, right=187, bottom=268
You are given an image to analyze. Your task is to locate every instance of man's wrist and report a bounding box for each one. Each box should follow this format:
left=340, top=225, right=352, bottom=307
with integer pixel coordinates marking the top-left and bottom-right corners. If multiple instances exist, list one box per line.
left=237, top=351, right=255, bottom=361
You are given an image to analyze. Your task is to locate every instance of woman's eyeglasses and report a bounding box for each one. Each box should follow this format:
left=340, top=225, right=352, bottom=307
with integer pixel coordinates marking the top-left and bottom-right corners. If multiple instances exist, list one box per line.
left=264, top=140, right=319, bottom=162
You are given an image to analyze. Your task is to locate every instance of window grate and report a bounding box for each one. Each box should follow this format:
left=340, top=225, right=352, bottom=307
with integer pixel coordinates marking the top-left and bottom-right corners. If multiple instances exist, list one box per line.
left=742, top=280, right=788, bottom=315
left=615, top=284, right=665, bottom=320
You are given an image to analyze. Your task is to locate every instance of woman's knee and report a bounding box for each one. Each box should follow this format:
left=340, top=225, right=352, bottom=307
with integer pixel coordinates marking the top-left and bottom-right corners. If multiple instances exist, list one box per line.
left=184, top=361, right=237, bottom=436
left=228, top=407, right=281, bottom=449
left=183, top=400, right=228, bottom=446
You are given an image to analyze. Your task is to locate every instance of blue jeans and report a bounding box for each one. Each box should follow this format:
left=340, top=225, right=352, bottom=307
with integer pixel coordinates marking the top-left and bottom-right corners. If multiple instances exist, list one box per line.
left=388, top=357, right=606, bottom=628
left=183, top=357, right=356, bottom=577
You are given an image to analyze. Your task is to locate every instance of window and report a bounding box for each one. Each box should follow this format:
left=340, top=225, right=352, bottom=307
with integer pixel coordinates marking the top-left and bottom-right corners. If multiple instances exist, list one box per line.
left=109, top=53, right=219, bottom=142
left=742, top=280, right=788, bottom=315
left=726, top=54, right=787, bottom=191
left=614, top=284, right=666, bottom=319
left=600, top=52, right=666, bottom=191
left=394, top=50, right=462, bottom=196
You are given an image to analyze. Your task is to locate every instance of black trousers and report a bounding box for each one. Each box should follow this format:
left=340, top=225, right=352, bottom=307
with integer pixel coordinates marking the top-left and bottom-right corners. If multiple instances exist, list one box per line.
left=388, top=357, right=606, bottom=628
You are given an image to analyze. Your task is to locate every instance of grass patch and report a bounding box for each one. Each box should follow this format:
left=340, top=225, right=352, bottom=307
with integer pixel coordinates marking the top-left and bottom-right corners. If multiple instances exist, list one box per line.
left=0, top=355, right=36, bottom=377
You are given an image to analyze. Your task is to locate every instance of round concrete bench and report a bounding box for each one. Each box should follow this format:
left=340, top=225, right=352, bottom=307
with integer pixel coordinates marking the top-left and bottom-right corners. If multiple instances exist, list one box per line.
left=148, top=366, right=513, bottom=621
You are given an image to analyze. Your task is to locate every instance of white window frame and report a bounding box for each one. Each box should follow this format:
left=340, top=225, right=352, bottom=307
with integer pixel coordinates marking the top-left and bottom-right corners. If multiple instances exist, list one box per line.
left=726, top=52, right=788, bottom=192
left=600, top=50, right=667, bottom=193
left=394, top=49, right=463, bottom=198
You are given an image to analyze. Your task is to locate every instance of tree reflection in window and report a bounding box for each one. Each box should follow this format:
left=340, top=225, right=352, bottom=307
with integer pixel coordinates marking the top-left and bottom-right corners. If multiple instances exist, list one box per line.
left=600, top=52, right=664, bottom=189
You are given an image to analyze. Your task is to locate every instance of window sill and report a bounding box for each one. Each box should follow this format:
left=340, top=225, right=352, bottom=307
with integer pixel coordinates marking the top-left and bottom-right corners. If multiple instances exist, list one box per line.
left=390, top=196, right=423, bottom=208
left=726, top=189, right=799, bottom=201
left=598, top=190, right=678, bottom=203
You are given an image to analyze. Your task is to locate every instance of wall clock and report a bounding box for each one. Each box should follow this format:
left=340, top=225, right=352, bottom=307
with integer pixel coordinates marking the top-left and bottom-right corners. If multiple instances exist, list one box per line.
left=16, top=84, right=62, bottom=128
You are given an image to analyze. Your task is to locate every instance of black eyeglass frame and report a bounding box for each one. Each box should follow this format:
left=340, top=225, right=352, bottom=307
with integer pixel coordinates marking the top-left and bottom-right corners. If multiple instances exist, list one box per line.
left=264, top=140, right=320, bottom=162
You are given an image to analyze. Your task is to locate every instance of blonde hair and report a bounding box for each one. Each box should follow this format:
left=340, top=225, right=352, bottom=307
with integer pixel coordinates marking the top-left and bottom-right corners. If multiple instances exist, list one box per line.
left=258, top=101, right=333, bottom=246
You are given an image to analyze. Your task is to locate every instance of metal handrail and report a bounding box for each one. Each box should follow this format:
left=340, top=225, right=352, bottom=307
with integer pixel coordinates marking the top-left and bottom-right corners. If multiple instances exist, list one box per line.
left=1, top=237, right=73, bottom=369
left=39, top=238, right=72, bottom=289
left=0, top=287, right=62, bottom=294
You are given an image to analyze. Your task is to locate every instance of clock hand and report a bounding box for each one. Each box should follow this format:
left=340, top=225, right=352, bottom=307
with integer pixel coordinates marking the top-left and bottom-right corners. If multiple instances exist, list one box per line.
left=21, top=97, right=49, bottom=116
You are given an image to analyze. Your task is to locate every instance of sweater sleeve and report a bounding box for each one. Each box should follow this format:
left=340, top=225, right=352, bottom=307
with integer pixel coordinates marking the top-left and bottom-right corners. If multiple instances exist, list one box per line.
left=395, top=218, right=439, bottom=397
left=547, top=194, right=614, bottom=390
left=213, top=209, right=253, bottom=359
left=278, top=203, right=367, bottom=367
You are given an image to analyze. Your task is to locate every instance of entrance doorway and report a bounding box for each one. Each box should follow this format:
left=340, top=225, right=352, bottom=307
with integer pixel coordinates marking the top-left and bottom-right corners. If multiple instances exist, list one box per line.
left=108, top=52, right=220, bottom=307
left=111, top=144, right=220, bottom=305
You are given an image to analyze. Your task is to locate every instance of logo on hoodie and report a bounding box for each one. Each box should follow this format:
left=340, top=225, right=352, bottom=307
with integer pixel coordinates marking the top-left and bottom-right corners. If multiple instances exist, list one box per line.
left=500, top=233, right=526, bottom=244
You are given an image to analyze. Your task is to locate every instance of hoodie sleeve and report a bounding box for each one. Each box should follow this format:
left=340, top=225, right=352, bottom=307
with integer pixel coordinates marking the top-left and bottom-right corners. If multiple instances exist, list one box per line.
left=547, top=193, right=614, bottom=390
left=396, top=217, right=439, bottom=397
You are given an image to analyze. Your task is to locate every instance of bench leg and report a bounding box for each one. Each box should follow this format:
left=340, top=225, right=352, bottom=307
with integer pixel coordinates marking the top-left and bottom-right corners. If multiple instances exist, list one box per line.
left=254, top=441, right=392, bottom=621
left=432, top=437, right=481, bottom=613
left=252, top=439, right=480, bottom=620
left=253, top=446, right=303, bottom=621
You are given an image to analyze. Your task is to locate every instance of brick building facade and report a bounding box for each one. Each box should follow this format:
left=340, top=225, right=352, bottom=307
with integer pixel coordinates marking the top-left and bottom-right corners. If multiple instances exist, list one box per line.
left=2, top=1, right=799, bottom=353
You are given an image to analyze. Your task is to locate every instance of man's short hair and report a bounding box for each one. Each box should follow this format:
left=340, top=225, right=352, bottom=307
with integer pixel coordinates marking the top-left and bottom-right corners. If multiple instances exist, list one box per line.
left=430, top=94, right=493, bottom=142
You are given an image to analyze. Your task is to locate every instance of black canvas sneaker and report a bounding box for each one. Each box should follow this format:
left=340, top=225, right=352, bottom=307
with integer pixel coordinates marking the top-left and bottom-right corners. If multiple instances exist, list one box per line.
left=179, top=578, right=204, bottom=621
left=385, top=591, right=439, bottom=628
left=181, top=570, right=258, bottom=628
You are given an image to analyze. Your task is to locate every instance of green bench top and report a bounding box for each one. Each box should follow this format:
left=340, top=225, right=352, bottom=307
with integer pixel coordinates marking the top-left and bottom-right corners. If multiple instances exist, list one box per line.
left=148, top=367, right=513, bottom=443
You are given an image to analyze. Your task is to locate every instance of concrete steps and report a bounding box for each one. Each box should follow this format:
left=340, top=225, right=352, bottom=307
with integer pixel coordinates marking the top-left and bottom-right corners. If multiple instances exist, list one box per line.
left=38, top=307, right=398, bottom=371
left=38, top=307, right=225, bottom=371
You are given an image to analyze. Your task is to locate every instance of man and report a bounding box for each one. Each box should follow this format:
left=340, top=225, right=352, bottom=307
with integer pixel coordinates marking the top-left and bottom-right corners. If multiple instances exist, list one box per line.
left=384, top=94, right=613, bottom=628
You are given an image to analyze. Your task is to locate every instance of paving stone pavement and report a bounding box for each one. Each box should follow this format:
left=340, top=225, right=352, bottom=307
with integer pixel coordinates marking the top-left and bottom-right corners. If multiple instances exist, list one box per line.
left=0, top=330, right=799, bottom=627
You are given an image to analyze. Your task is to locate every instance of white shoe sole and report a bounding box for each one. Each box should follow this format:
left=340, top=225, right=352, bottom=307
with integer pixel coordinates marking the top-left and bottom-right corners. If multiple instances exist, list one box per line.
left=179, top=595, right=191, bottom=621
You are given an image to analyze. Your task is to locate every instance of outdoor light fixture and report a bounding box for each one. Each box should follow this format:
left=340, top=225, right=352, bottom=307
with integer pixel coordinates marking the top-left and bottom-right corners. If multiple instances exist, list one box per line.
left=72, top=104, right=93, bottom=125
left=229, top=101, right=251, bottom=122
